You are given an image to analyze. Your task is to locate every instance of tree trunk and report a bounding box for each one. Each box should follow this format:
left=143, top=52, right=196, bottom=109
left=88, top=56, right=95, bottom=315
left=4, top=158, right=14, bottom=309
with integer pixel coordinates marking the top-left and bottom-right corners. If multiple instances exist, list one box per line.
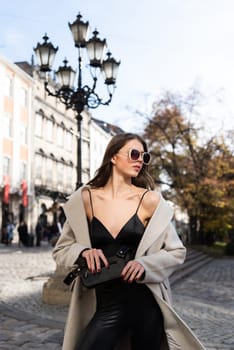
left=188, top=215, right=199, bottom=244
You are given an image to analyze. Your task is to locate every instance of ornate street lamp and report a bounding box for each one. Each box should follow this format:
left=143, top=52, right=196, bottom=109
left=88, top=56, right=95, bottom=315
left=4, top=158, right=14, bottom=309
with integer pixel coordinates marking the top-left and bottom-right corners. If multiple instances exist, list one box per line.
left=34, top=13, right=120, bottom=189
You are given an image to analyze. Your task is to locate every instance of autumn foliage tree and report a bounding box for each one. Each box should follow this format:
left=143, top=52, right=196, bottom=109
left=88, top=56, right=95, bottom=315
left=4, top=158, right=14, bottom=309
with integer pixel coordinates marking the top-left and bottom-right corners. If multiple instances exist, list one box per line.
left=142, top=91, right=234, bottom=245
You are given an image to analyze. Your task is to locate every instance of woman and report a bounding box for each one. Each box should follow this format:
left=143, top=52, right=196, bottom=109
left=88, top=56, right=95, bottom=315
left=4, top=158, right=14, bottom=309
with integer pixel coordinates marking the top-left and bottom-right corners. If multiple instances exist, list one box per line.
left=53, top=133, right=206, bottom=350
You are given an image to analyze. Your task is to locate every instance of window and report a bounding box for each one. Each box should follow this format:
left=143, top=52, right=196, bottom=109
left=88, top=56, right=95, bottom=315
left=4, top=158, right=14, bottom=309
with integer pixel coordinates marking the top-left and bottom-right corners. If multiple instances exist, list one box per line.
left=57, top=162, right=64, bottom=184
left=20, top=124, right=27, bottom=144
left=83, top=140, right=89, bottom=163
left=57, top=126, right=64, bottom=147
left=66, top=165, right=73, bottom=185
left=20, top=162, right=27, bottom=180
left=19, top=87, right=28, bottom=107
left=3, top=157, right=10, bottom=176
left=3, top=114, right=12, bottom=138
left=4, top=76, right=13, bottom=97
left=65, top=131, right=73, bottom=151
left=35, top=114, right=43, bottom=137
left=35, top=154, right=43, bottom=178
left=46, top=158, right=53, bottom=183
left=46, top=119, right=53, bottom=142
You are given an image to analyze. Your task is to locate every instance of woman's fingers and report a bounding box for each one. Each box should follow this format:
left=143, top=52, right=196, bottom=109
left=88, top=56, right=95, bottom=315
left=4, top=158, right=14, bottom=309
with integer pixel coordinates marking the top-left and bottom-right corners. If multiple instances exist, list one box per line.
left=90, top=250, right=98, bottom=272
left=82, top=252, right=144, bottom=279
left=121, top=261, right=145, bottom=283
left=99, top=251, right=109, bottom=269
left=82, top=248, right=108, bottom=272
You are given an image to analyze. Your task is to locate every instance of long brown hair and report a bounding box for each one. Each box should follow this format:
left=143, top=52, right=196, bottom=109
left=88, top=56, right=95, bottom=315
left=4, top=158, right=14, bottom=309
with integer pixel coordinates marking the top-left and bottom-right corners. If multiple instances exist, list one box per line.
left=87, top=133, right=155, bottom=189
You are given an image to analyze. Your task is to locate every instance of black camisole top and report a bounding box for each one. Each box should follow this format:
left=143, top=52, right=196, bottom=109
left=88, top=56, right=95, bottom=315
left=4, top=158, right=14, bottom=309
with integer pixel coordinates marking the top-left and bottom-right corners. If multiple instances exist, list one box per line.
left=87, top=190, right=148, bottom=258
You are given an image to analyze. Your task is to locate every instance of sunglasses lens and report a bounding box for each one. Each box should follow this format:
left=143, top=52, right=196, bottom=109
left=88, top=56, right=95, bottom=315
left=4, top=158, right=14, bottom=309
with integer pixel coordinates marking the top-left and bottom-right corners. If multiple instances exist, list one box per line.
left=130, top=149, right=141, bottom=160
left=130, top=149, right=151, bottom=164
left=143, top=153, right=151, bottom=165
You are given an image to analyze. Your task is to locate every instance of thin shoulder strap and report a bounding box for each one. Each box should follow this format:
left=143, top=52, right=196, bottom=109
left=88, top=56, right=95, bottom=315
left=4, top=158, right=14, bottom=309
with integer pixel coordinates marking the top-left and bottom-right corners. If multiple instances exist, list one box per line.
left=135, top=190, right=149, bottom=214
left=87, top=189, right=94, bottom=218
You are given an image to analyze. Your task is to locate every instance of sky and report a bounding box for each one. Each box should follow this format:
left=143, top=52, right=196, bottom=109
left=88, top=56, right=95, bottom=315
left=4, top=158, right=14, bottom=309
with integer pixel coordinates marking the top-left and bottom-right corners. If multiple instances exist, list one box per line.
left=1, top=0, right=234, bottom=135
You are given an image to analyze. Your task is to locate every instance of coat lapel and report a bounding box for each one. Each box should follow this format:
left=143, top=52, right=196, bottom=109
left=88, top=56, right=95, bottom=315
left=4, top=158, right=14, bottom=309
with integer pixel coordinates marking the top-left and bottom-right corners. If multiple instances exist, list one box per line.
left=136, top=194, right=174, bottom=257
left=63, top=186, right=91, bottom=247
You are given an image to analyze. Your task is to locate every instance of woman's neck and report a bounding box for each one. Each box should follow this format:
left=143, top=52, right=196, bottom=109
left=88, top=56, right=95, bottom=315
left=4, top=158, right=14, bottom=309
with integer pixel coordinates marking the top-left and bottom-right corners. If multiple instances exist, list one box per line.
left=103, top=176, right=134, bottom=198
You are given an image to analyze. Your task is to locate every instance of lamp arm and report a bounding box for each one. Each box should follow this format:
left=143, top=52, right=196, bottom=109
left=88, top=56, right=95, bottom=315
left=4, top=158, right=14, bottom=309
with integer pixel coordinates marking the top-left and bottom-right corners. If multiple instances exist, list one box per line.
left=44, top=81, right=54, bottom=96
left=97, top=83, right=115, bottom=106
left=86, top=91, right=113, bottom=109
left=44, top=81, right=60, bottom=98
left=90, top=76, right=98, bottom=92
left=87, top=77, right=115, bottom=108
left=99, top=94, right=113, bottom=106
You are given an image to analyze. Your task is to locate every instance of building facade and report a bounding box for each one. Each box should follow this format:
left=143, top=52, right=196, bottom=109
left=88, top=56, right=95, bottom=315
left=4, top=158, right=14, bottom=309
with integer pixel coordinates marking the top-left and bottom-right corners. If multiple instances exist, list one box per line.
left=90, top=118, right=124, bottom=178
left=21, top=63, right=91, bottom=235
left=0, top=54, right=34, bottom=241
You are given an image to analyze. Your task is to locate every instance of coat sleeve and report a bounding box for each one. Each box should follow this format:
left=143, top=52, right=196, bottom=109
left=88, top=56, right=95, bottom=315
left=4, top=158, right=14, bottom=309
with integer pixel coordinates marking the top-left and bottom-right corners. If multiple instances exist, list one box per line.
left=52, top=220, right=90, bottom=268
left=135, top=222, right=186, bottom=284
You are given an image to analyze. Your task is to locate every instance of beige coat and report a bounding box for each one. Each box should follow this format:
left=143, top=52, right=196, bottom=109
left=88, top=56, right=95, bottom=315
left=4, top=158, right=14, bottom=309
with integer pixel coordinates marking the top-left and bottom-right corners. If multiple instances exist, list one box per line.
left=53, top=186, right=206, bottom=350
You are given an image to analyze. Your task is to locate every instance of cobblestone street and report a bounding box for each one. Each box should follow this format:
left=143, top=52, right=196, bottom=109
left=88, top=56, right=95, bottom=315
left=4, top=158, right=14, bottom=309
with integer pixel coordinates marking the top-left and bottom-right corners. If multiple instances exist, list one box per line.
left=172, top=259, right=234, bottom=350
left=0, top=242, right=233, bottom=350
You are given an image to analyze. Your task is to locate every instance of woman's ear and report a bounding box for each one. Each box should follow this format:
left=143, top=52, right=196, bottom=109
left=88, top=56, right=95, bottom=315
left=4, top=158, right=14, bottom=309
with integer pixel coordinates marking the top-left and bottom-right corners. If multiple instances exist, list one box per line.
left=111, top=155, right=117, bottom=165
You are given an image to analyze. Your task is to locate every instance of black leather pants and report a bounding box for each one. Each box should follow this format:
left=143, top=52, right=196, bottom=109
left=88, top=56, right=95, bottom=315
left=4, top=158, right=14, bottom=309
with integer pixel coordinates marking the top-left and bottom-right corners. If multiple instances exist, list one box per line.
left=75, top=280, right=163, bottom=350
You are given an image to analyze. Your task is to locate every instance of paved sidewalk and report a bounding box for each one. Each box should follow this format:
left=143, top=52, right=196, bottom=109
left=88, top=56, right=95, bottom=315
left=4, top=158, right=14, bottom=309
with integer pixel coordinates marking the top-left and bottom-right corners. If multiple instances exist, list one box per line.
left=0, top=242, right=233, bottom=349
left=172, top=258, right=234, bottom=350
left=0, top=242, right=66, bottom=349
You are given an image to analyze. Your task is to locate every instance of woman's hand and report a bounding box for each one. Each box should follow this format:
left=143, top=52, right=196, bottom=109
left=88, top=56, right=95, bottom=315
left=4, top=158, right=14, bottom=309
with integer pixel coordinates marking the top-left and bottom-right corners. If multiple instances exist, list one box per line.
left=81, top=248, right=109, bottom=273
left=121, top=260, right=145, bottom=283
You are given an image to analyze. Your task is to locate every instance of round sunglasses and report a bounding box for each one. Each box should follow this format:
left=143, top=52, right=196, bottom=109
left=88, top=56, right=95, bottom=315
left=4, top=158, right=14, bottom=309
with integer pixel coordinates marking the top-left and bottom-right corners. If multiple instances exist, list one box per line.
left=118, top=148, right=151, bottom=165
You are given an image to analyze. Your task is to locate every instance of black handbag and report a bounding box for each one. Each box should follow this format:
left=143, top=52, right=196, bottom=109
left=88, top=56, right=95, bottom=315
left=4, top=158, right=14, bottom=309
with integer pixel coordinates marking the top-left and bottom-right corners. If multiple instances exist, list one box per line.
left=63, top=247, right=133, bottom=288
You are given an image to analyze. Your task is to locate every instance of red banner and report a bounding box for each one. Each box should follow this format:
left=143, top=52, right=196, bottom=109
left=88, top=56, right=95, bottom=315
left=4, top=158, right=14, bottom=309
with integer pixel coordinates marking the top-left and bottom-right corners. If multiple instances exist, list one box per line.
left=21, top=180, right=28, bottom=207
left=3, top=175, right=10, bottom=204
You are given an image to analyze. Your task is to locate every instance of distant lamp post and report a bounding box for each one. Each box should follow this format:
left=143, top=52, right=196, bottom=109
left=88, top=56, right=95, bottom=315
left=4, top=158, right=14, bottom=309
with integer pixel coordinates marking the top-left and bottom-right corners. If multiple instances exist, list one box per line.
left=34, top=13, right=120, bottom=189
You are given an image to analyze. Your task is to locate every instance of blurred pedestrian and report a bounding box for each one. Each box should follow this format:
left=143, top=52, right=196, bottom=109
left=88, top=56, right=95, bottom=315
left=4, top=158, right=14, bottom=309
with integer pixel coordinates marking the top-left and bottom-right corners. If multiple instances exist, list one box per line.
left=58, top=206, right=66, bottom=230
left=6, top=222, right=14, bottom=245
left=35, top=220, right=43, bottom=247
left=17, top=221, right=29, bottom=247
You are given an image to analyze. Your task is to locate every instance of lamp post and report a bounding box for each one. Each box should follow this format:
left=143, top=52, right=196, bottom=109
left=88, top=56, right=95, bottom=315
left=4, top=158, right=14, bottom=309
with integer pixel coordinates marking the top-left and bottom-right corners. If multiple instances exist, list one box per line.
left=34, top=13, right=120, bottom=189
